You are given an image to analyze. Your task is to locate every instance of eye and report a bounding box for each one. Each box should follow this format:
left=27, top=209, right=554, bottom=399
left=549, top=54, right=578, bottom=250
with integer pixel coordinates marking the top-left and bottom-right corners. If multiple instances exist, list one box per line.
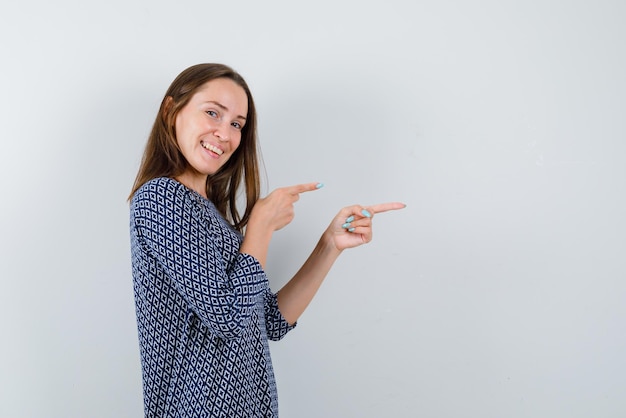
left=231, top=121, right=243, bottom=130
left=206, top=110, right=218, bottom=118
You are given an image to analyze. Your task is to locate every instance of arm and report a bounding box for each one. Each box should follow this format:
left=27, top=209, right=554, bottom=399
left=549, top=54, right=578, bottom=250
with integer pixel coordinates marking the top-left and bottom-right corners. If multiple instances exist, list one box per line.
left=239, top=182, right=334, bottom=327
left=276, top=229, right=341, bottom=325
left=238, top=179, right=404, bottom=325
left=276, top=202, right=405, bottom=325
left=131, top=178, right=268, bottom=340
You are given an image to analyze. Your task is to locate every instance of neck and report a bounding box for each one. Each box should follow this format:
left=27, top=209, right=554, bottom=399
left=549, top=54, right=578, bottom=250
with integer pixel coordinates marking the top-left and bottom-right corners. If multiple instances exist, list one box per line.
left=175, top=171, right=208, bottom=198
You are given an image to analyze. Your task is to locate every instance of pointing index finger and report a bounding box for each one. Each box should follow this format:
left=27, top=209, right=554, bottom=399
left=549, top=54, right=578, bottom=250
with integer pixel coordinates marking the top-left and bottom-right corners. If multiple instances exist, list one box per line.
left=368, top=202, right=407, bottom=214
left=287, top=182, right=324, bottom=195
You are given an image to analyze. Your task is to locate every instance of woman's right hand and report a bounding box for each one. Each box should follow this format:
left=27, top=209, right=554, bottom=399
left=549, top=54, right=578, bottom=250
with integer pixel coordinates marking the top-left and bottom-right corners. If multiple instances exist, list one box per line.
left=249, top=182, right=322, bottom=232
left=241, top=183, right=321, bottom=267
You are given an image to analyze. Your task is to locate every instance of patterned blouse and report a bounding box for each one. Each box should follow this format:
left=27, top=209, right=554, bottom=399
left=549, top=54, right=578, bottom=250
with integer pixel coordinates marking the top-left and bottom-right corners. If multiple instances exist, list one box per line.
left=130, top=177, right=295, bottom=417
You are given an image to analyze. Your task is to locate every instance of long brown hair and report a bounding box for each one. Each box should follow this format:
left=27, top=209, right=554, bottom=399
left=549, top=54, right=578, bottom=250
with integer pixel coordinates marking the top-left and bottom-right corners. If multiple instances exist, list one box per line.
left=129, top=63, right=260, bottom=232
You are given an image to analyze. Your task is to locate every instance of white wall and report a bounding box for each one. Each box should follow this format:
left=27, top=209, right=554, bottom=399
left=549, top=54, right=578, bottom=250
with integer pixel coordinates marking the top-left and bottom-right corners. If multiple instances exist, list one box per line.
left=1, top=0, right=625, bottom=417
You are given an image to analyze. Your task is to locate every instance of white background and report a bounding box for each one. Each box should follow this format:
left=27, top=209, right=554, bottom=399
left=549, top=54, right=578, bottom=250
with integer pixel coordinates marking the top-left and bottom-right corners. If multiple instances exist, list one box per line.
left=1, top=1, right=625, bottom=417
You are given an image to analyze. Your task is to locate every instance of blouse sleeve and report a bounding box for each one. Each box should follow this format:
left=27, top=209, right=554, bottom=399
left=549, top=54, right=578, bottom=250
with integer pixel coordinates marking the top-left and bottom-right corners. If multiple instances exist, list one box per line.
left=130, top=179, right=268, bottom=340
left=264, top=289, right=296, bottom=341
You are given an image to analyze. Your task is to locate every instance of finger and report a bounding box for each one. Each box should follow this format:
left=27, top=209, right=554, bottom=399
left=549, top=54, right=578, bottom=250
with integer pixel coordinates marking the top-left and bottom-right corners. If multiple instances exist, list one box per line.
left=344, top=224, right=373, bottom=242
left=341, top=215, right=372, bottom=228
left=368, top=202, right=406, bottom=214
left=285, top=182, right=324, bottom=196
left=340, top=210, right=372, bottom=232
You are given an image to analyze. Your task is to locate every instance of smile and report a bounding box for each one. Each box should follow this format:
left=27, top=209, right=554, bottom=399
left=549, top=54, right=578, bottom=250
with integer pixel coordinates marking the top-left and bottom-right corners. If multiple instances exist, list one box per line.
left=201, top=141, right=224, bottom=156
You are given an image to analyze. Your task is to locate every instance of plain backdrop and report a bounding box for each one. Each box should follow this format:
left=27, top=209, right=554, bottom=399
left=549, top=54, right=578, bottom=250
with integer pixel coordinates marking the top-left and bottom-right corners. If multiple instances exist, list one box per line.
left=1, top=0, right=625, bottom=417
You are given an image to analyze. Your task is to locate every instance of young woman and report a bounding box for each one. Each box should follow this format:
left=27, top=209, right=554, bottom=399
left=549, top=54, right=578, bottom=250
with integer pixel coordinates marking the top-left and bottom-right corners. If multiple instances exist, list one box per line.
left=129, top=63, right=405, bottom=417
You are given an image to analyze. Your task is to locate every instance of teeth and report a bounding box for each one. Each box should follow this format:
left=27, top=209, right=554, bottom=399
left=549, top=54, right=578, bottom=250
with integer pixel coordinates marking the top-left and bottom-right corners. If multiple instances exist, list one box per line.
left=201, top=142, right=223, bottom=155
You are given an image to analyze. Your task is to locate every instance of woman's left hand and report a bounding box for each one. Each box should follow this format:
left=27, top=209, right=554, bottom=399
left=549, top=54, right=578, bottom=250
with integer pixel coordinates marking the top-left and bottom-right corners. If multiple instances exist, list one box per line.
left=326, top=202, right=406, bottom=251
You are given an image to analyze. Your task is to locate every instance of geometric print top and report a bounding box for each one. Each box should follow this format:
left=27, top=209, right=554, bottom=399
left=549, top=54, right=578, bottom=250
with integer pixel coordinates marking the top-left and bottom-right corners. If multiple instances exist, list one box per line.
left=130, top=177, right=296, bottom=417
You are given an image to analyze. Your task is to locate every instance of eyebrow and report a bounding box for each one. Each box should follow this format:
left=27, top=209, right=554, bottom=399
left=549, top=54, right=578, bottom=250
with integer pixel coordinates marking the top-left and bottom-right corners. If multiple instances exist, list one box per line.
left=206, top=100, right=247, bottom=121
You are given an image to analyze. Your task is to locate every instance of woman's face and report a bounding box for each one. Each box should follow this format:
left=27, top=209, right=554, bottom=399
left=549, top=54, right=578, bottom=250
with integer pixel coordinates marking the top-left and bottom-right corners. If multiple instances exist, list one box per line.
left=175, top=77, right=248, bottom=184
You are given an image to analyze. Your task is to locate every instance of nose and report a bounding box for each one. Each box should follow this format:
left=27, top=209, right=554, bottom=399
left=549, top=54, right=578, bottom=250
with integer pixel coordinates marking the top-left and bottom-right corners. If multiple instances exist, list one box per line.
left=214, top=122, right=229, bottom=142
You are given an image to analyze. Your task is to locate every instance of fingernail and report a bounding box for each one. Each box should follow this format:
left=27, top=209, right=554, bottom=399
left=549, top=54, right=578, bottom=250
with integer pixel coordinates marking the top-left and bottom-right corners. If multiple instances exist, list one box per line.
left=342, top=222, right=351, bottom=229
left=345, top=215, right=354, bottom=223
left=361, top=209, right=372, bottom=218
left=315, top=183, right=324, bottom=189
left=348, top=227, right=355, bottom=232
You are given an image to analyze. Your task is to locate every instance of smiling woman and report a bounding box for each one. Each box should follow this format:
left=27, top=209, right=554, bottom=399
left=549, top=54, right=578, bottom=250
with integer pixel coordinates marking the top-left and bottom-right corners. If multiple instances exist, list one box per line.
left=128, top=63, right=405, bottom=417
left=172, top=77, right=248, bottom=195
left=129, top=64, right=261, bottom=231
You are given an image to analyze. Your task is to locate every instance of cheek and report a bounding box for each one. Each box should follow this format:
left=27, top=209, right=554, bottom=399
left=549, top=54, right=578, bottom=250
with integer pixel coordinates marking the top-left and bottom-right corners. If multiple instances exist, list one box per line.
left=173, top=115, right=196, bottom=148
left=232, top=135, right=243, bottom=151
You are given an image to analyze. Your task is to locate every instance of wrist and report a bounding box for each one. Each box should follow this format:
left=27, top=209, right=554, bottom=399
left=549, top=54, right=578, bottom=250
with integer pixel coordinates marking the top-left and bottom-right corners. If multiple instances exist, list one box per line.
left=320, top=229, right=343, bottom=257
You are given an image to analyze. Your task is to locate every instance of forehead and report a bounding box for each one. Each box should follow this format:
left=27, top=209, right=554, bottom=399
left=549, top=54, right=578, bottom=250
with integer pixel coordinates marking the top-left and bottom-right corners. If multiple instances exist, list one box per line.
left=193, top=78, right=248, bottom=115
